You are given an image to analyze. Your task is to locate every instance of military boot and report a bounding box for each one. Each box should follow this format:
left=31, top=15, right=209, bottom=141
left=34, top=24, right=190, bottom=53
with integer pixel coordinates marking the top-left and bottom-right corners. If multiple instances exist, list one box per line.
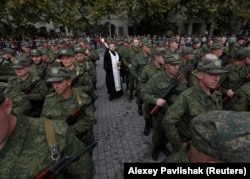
left=138, top=105, right=143, bottom=116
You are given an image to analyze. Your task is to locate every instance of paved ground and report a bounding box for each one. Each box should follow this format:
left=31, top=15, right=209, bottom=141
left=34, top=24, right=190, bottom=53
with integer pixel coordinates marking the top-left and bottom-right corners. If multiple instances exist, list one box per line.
left=92, top=51, right=167, bottom=179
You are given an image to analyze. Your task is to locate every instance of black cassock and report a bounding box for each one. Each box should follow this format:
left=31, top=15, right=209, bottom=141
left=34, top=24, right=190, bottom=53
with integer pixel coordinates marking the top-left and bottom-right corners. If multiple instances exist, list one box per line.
left=103, top=48, right=123, bottom=99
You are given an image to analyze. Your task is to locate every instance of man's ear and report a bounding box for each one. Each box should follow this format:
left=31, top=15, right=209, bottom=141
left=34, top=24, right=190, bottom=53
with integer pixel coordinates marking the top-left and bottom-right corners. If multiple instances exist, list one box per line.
left=3, top=98, right=13, bottom=115
left=197, top=72, right=203, bottom=80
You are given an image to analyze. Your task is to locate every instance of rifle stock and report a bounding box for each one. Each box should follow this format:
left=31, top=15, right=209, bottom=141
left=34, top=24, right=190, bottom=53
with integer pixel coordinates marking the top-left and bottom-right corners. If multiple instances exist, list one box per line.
left=66, top=96, right=98, bottom=126
left=22, top=79, right=41, bottom=94
left=222, top=73, right=250, bottom=109
left=34, top=169, right=55, bottom=179
left=34, top=140, right=99, bottom=179
left=71, top=68, right=92, bottom=87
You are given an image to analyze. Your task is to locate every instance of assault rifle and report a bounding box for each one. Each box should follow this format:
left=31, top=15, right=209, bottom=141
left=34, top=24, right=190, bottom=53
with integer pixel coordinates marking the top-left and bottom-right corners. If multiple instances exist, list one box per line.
left=40, top=62, right=50, bottom=80
left=66, top=95, right=98, bottom=126
left=71, top=68, right=92, bottom=87
left=150, top=58, right=198, bottom=116
left=22, top=78, right=41, bottom=94
left=34, top=140, right=98, bottom=179
left=22, top=61, right=50, bottom=94
left=222, top=73, right=250, bottom=110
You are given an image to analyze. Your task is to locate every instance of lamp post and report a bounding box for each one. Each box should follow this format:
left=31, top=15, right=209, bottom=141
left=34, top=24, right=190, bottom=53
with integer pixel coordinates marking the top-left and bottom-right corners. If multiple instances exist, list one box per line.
left=107, top=12, right=112, bottom=38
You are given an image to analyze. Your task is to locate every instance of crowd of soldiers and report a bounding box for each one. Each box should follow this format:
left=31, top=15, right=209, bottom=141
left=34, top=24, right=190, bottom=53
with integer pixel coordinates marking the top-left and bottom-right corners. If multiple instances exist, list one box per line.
left=0, top=34, right=250, bottom=178
left=0, top=38, right=99, bottom=178
left=107, top=35, right=250, bottom=162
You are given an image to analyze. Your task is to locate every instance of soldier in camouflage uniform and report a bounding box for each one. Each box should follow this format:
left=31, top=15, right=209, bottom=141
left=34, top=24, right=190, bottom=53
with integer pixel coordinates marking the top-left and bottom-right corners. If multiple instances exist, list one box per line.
left=78, top=38, right=99, bottom=68
left=191, top=38, right=203, bottom=59
left=139, top=48, right=165, bottom=136
left=165, top=37, right=180, bottom=56
left=163, top=59, right=227, bottom=152
left=220, top=48, right=249, bottom=100
left=41, top=67, right=95, bottom=150
left=141, top=55, right=188, bottom=161
left=58, top=48, right=94, bottom=98
left=19, top=41, right=31, bottom=58
left=74, top=46, right=97, bottom=91
left=122, top=38, right=141, bottom=99
left=163, top=110, right=250, bottom=163
left=30, top=49, right=49, bottom=79
left=179, top=47, right=194, bottom=72
left=4, top=56, right=47, bottom=117
left=130, top=41, right=153, bottom=116
left=0, top=48, right=16, bottom=83
left=48, top=40, right=59, bottom=61
left=209, top=43, right=224, bottom=59
left=0, top=90, right=95, bottom=178
left=222, top=48, right=250, bottom=111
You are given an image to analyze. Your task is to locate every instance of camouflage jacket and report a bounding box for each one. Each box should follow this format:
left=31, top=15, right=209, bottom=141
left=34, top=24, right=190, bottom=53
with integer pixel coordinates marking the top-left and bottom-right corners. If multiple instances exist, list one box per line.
left=130, top=52, right=149, bottom=80
left=138, top=63, right=164, bottom=91
left=122, top=47, right=141, bottom=68
left=225, top=81, right=250, bottom=111
left=141, top=70, right=188, bottom=119
left=4, top=73, right=47, bottom=117
left=0, top=114, right=95, bottom=179
left=41, top=88, right=95, bottom=139
left=0, top=60, right=16, bottom=83
left=220, top=62, right=248, bottom=95
left=75, top=59, right=97, bottom=83
left=30, top=62, right=48, bottom=79
left=68, top=64, right=94, bottom=97
left=162, top=84, right=222, bottom=152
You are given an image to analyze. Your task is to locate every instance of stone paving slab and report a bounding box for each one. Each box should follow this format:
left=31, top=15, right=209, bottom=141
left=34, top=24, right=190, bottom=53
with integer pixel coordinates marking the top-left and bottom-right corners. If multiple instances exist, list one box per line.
left=93, top=52, right=167, bottom=179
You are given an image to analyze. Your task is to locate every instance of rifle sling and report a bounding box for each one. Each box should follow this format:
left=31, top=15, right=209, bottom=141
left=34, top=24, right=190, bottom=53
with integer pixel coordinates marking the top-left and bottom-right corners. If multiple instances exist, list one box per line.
left=44, top=119, right=61, bottom=161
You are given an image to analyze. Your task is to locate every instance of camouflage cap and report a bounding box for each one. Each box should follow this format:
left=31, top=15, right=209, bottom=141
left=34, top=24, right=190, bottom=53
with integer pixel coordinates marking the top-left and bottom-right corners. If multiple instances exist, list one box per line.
left=182, top=47, right=193, bottom=56
left=35, top=41, right=43, bottom=47
left=141, top=39, right=153, bottom=48
left=46, top=67, right=71, bottom=83
left=78, top=38, right=89, bottom=44
left=74, top=46, right=86, bottom=54
left=31, top=49, right=42, bottom=56
left=21, top=41, right=30, bottom=48
left=151, top=47, right=166, bottom=56
left=57, top=39, right=66, bottom=45
left=192, top=38, right=201, bottom=44
left=228, top=38, right=236, bottom=45
left=12, top=56, right=32, bottom=69
left=197, top=59, right=227, bottom=74
left=191, top=110, right=250, bottom=162
left=164, top=54, right=180, bottom=64
left=58, top=49, right=74, bottom=58
left=236, top=48, right=250, bottom=60
left=210, top=43, right=223, bottom=51
left=50, top=40, right=58, bottom=46
left=3, top=48, right=16, bottom=56
left=168, top=37, right=179, bottom=43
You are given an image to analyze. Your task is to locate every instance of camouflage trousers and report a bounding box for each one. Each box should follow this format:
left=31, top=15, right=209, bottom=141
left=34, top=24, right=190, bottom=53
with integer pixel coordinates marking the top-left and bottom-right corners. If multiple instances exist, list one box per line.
left=152, top=113, right=168, bottom=147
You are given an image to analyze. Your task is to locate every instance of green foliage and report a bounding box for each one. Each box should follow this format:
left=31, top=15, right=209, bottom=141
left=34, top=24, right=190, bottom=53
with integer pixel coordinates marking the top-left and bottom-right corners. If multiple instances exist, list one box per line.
left=0, top=0, right=250, bottom=37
